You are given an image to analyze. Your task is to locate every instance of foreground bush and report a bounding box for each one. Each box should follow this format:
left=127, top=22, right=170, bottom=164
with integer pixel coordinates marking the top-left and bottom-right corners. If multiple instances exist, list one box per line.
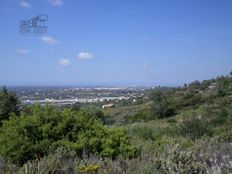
left=193, top=138, right=232, bottom=174
left=0, top=138, right=231, bottom=173
left=0, top=105, right=138, bottom=165
left=159, top=144, right=206, bottom=174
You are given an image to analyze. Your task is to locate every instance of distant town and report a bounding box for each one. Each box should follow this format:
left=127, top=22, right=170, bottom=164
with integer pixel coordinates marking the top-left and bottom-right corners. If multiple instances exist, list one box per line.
left=9, top=86, right=153, bottom=106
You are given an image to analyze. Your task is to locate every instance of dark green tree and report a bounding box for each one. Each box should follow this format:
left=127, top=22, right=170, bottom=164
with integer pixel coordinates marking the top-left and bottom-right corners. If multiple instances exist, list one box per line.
left=0, top=86, right=20, bottom=123
left=151, top=90, right=175, bottom=118
left=189, top=80, right=201, bottom=90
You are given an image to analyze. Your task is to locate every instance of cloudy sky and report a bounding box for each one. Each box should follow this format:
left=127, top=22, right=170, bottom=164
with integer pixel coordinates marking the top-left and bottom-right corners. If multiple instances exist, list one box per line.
left=0, top=0, right=232, bottom=86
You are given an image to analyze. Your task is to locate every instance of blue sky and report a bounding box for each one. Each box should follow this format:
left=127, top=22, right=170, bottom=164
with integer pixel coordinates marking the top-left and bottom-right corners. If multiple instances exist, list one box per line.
left=0, top=0, right=232, bottom=86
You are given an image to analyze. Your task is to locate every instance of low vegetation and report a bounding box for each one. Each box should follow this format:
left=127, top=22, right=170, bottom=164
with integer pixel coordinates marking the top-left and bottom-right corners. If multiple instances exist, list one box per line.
left=0, top=72, right=232, bottom=173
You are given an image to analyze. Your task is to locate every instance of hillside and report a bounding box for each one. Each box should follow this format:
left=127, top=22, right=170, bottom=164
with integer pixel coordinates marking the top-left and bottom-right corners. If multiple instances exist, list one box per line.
left=0, top=72, right=232, bottom=173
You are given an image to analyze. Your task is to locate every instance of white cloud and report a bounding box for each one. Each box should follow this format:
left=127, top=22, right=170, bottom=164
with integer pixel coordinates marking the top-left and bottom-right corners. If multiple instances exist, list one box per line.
left=41, top=36, right=59, bottom=45
left=58, top=58, right=71, bottom=66
left=49, top=0, right=63, bottom=6
left=19, top=1, right=32, bottom=8
left=78, top=52, right=94, bottom=60
left=16, top=48, right=29, bottom=54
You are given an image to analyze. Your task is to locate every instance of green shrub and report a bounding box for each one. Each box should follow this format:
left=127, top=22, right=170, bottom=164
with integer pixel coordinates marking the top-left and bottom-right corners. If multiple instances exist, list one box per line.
left=211, top=108, right=229, bottom=126
left=129, top=126, right=154, bottom=140
left=218, top=130, right=232, bottom=142
left=179, top=118, right=213, bottom=140
left=166, top=118, right=177, bottom=124
left=151, top=90, right=176, bottom=119
left=79, top=106, right=105, bottom=123
left=0, top=105, right=138, bottom=165
left=172, top=92, right=203, bottom=111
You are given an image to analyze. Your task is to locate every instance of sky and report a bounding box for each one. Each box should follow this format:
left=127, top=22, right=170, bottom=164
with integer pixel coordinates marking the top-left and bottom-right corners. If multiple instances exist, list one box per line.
left=0, top=0, right=232, bottom=86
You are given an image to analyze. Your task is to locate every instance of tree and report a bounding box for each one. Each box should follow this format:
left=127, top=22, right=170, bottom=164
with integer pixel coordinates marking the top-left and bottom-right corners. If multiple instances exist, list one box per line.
left=0, top=86, right=20, bottom=123
left=189, top=80, right=201, bottom=90
left=151, top=90, right=175, bottom=119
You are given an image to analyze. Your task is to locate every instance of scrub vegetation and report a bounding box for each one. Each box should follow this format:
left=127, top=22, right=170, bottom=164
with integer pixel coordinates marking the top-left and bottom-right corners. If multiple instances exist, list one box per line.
left=0, top=72, right=232, bottom=173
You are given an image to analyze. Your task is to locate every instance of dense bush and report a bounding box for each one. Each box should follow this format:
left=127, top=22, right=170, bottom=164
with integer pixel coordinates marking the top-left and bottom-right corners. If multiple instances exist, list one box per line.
left=211, top=108, right=228, bottom=125
left=171, top=92, right=203, bottom=111
left=179, top=117, right=213, bottom=140
left=79, top=105, right=105, bottom=123
left=151, top=90, right=175, bottom=119
left=0, top=105, right=138, bottom=165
